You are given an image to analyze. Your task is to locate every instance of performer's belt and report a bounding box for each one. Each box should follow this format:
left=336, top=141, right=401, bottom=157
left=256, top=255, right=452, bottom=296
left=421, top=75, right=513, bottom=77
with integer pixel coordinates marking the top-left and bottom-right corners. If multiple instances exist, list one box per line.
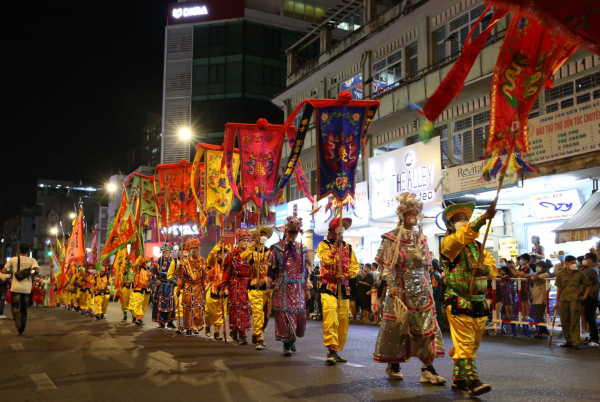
left=134, top=288, right=150, bottom=294
left=210, top=291, right=227, bottom=300
left=186, top=280, right=203, bottom=286
left=123, top=283, right=133, bottom=289
left=247, top=279, right=267, bottom=291
left=319, top=283, right=350, bottom=300
left=321, top=278, right=349, bottom=286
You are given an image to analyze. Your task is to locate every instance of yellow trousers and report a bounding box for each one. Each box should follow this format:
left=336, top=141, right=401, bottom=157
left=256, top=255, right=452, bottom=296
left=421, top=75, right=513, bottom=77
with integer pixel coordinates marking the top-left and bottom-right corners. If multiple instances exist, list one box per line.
left=71, top=290, right=80, bottom=308
left=205, top=291, right=226, bottom=331
left=249, top=289, right=270, bottom=338
left=446, top=305, right=487, bottom=362
left=80, top=290, right=94, bottom=312
left=321, top=293, right=350, bottom=351
left=94, top=294, right=110, bottom=315
left=131, top=291, right=150, bottom=320
left=120, top=286, right=132, bottom=314
left=174, top=286, right=183, bottom=328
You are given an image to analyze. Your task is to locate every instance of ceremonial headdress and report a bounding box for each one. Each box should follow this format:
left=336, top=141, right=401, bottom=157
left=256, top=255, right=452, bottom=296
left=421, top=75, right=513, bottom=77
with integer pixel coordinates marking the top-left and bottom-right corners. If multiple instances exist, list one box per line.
left=141, top=256, right=152, bottom=264
left=160, top=243, right=174, bottom=253
left=395, top=192, right=423, bottom=218
left=185, top=238, right=201, bottom=249
left=284, top=204, right=303, bottom=233
left=441, top=202, right=476, bottom=227
left=329, top=217, right=352, bottom=230
left=85, top=263, right=96, bottom=269
left=252, top=225, right=273, bottom=240
left=236, top=228, right=252, bottom=242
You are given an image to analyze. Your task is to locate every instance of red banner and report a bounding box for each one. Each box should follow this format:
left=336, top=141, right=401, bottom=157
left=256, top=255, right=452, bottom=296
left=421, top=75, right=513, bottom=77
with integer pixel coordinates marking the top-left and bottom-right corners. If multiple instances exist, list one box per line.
left=100, top=190, right=136, bottom=261
left=64, top=211, right=86, bottom=264
left=483, top=14, right=577, bottom=176
left=155, top=159, right=197, bottom=227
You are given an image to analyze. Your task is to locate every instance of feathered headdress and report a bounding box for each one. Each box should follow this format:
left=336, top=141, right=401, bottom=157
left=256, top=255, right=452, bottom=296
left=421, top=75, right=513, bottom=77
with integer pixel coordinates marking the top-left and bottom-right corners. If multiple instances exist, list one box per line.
left=284, top=204, right=303, bottom=233
left=395, top=192, right=423, bottom=219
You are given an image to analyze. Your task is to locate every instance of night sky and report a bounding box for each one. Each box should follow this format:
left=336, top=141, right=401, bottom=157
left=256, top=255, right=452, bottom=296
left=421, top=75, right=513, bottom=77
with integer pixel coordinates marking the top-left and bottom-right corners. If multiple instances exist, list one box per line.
left=2, top=0, right=174, bottom=222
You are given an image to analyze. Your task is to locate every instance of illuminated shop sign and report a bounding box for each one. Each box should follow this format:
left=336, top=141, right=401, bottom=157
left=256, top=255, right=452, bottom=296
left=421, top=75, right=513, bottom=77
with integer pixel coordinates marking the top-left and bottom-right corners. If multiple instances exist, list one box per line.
left=530, top=189, right=582, bottom=222
left=167, top=1, right=244, bottom=25
left=368, top=137, right=442, bottom=220
left=172, top=6, right=208, bottom=19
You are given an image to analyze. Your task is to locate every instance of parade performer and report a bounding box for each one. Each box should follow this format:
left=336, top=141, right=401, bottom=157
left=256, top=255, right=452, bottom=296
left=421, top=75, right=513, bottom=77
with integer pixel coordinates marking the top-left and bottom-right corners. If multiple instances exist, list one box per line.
left=152, top=243, right=176, bottom=330
left=175, top=238, right=208, bottom=337
left=93, top=264, right=112, bottom=320
left=130, top=256, right=153, bottom=325
left=220, top=229, right=253, bottom=344
left=67, top=263, right=82, bottom=311
left=373, top=192, right=446, bottom=383
left=439, top=201, right=497, bottom=397
left=268, top=207, right=311, bottom=356
left=316, top=216, right=360, bottom=365
left=240, top=225, right=272, bottom=350
left=80, top=263, right=97, bottom=317
left=168, top=244, right=186, bottom=334
left=120, top=257, right=136, bottom=322
left=206, top=240, right=227, bottom=341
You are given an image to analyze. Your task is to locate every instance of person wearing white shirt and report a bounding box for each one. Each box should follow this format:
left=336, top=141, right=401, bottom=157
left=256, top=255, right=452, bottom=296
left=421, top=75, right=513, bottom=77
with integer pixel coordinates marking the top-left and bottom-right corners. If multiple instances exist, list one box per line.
left=1, top=243, right=40, bottom=335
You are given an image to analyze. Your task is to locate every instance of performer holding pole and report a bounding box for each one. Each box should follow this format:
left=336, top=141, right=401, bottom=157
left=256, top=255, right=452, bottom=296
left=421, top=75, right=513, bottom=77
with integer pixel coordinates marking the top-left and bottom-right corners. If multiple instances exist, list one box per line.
left=206, top=237, right=227, bottom=341
left=316, top=216, right=359, bottom=365
left=439, top=201, right=497, bottom=397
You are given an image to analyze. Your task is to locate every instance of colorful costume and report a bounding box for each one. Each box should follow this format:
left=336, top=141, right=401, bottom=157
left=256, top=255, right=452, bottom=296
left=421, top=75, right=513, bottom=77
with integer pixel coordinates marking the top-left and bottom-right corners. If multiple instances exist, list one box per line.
left=206, top=243, right=227, bottom=340
left=152, top=243, right=176, bottom=327
left=93, top=267, right=112, bottom=319
left=267, top=210, right=311, bottom=355
left=316, top=216, right=360, bottom=363
left=80, top=264, right=97, bottom=316
left=373, top=192, right=445, bottom=383
left=175, top=238, right=208, bottom=334
left=440, top=202, right=497, bottom=394
left=167, top=254, right=184, bottom=332
left=120, top=258, right=135, bottom=322
left=221, top=229, right=253, bottom=343
left=240, top=226, right=273, bottom=348
left=130, top=257, right=153, bottom=324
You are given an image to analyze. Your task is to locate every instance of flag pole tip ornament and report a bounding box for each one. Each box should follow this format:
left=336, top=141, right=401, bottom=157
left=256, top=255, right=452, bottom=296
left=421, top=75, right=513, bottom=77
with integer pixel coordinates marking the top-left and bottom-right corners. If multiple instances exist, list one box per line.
left=160, top=243, right=174, bottom=253
left=329, top=217, right=352, bottom=230
left=184, top=238, right=201, bottom=250
left=338, top=90, right=353, bottom=104
left=253, top=225, right=273, bottom=240
left=235, top=228, right=252, bottom=243
left=256, top=118, right=269, bottom=130
left=395, top=192, right=424, bottom=219
left=442, top=202, right=476, bottom=229
left=284, top=204, right=303, bottom=234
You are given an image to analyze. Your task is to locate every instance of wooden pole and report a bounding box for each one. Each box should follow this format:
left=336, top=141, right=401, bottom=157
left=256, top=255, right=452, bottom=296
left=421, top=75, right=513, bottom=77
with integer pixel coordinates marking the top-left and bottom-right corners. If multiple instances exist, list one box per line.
left=469, top=166, right=507, bottom=294
left=219, top=220, right=228, bottom=343
left=337, top=207, right=343, bottom=305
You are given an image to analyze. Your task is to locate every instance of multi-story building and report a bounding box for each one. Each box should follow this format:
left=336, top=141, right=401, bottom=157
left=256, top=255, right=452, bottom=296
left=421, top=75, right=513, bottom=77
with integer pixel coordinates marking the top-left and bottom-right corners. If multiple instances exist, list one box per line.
left=142, top=112, right=163, bottom=167
left=160, top=0, right=381, bottom=163
left=274, top=0, right=600, bottom=262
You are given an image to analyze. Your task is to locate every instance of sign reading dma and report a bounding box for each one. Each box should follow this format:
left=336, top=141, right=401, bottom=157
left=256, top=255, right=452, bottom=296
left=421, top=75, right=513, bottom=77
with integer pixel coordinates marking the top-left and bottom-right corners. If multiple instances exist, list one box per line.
left=167, top=1, right=244, bottom=25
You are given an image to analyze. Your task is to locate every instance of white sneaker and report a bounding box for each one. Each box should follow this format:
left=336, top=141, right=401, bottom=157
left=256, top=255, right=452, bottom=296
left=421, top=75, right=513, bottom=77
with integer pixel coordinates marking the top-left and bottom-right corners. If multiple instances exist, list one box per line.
left=385, top=364, right=403, bottom=380
left=420, top=365, right=447, bottom=385
left=0, top=315, right=7, bottom=319
left=589, top=342, right=599, bottom=347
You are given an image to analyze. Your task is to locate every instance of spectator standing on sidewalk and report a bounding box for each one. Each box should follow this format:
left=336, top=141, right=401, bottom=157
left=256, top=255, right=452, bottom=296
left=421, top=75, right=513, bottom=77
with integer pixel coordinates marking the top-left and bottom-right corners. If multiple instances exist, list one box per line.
left=530, top=236, right=545, bottom=264
left=552, top=251, right=567, bottom=277
left=1, top=243, right=40, bottom=335
left=531, top=261, right=550, bottom=339
left=555, top=257, right=592, bottom=350
left=581, top=253, right=600, bottom=347
left=0, top=270, right=10, bottom=319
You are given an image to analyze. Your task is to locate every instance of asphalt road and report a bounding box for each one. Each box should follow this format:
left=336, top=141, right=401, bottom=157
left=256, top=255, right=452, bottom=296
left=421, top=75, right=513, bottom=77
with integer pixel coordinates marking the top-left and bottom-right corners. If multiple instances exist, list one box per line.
left=1, top=302, right=599, bottom=402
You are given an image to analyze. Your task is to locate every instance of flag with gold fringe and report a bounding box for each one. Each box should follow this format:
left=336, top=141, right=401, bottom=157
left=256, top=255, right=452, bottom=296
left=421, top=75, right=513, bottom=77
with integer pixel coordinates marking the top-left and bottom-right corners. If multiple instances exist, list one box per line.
left=99, top=189, right=136, bottom=262
left=65, top=210, right=86, bottom=264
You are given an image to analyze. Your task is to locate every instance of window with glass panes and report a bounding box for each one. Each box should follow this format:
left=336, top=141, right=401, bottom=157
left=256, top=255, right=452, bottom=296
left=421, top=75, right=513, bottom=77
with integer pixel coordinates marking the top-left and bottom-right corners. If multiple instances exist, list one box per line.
left=373, top=49, right=403, bottom=95
left=434, top=27, right=447, bottom=63
left=436, top=126, right=450, bottom=168
left=408, top=44, right=418, bottom=76
left=544, top=72, right=600, bottom=113
left=283, top=0, right=326, bottom=23
left=447, top=4, right=492, bottom=56
left=452, top=110, right=489, bottom=165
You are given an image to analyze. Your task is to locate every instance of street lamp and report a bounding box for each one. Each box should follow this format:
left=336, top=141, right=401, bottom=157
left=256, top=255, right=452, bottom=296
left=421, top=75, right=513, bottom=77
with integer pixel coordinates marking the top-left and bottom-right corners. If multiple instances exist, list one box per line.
left=179, top=128, right=192, bottom=140
left=107, top=182, right=117, bottom=192
left=69, top=212, right=76, bottom=219
left=50, top=228, right=58, bottom=235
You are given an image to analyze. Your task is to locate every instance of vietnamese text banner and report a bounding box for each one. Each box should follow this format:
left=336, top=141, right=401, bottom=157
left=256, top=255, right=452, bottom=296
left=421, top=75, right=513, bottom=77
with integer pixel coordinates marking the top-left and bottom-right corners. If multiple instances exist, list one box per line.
left=442, top=160, right=517, bottom=200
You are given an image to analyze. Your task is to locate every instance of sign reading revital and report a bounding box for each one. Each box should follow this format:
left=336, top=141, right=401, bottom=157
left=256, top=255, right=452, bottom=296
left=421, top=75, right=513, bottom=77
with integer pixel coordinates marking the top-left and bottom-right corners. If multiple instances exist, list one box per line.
left=442, top=160, right=517, bottom=200
left=368, top=137, right=442, bottom=220
left=167, top=1, right=244, bottom=25
left=528, top=101, right=600, bottom=164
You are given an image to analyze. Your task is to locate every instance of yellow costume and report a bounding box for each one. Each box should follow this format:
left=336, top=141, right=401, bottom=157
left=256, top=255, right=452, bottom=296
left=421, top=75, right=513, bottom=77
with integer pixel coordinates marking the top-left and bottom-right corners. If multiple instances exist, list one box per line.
left=93, top=271, right=112, bottom=317
left=167, top=258, right=183, bottom=330
left=205, top=244, right=227, bottom=337
left=130, top=257, right=152, bottom=323
left=120, top=260, right=135, bottom=320
left=317, top=227, right=360, bottom=353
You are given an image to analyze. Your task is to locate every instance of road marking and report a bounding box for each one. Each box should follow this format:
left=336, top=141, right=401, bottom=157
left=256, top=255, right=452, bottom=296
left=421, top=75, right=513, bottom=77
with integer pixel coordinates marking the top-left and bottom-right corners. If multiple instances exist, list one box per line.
left=30, top=373, right=56, bottom=390
left=513, top=352, right=575, bottom=362
left=2, top=329, right=11, bottom=334
left=11, top=343, right=24, bottom=350
left=309, top=356, right=365, bottom=367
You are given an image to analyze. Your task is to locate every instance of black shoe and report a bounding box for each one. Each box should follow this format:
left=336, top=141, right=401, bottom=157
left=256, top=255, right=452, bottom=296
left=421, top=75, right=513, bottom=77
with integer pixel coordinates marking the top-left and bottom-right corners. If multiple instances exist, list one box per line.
left=239, top=335, right=248, bottom=345
left=135, top=319, right=144, bottom=326
left=290, top=343, right=297, bottom=353
left=468, top=379, right=492, bottom=396
left=560, top=342, right=573, bottom=348
left=175, top=330, right=183, bottom=335
left=101, top=314, right=105, bottom=319
left=573, top=345, right=581, bottom=350
left=332, top=351, right=347, bottom=363
left=214, top=333, right=223, bottom=341
left=452, top=380, right=469, bottom=390
left=230, top=332, right=239, bottom=343
left=95, top=315, right=102, bottom=320
left=283, top=342, right=292, bottom=356
left=256, top=339, right=265, bottom=350
left=158, top=323, right=165, bottom=330
left=132, top=317, right=138, bottom=323
left=326, top=351, right=336, bottom=365
left=167, top=321, right=176, bottom=329
left=252, top=334, right=257, bottom=344
left=121, top=315, right=128, bottom=322
left=186, top=330, right=192, bottom=337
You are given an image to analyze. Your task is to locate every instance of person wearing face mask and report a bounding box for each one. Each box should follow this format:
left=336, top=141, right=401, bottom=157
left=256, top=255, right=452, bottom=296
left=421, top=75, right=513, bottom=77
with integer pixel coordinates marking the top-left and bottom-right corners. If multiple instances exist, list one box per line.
left=373, top=192, right=446, bottom=384
left=219, top=229, right=253, bottom=344
left=267, top=207, right=312, bottom=356
left=130, top=256, right=153, bottom=326
left=552, top=251, right=566, bottom=277
left=439, top=200, right=497, bottom=397
left=510, top=254, right=533, bottom=321
left=317, top=215, right=360, bottom=365
left=530, top=235, right=545, bottom=264
left=93, top=265, right=112, bottom=320
left=555, top=255, right=592, bottom=349
left=580, top=253, right=600, bottom=347
left=175, top=238, right=208, bottom=337
left=239, top=226, right=272, bottom=349
left=530, top=261, right=550, bottom=339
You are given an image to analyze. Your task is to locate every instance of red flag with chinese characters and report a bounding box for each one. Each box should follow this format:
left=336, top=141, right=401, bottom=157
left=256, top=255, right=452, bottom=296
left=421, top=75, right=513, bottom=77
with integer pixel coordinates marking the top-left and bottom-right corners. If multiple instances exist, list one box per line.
left=99, top=189, right=136, bottom=261
left=155, top=159, right=197, bottom=227
left=65, top=210, right=86, bottom=264
left=482, top=14, right=577, bottom=178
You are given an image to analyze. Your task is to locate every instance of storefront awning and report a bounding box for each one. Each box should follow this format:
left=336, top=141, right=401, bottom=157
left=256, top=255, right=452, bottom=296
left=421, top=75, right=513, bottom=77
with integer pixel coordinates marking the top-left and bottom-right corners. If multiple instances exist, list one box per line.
left=553, top=191, right=600, bottom=243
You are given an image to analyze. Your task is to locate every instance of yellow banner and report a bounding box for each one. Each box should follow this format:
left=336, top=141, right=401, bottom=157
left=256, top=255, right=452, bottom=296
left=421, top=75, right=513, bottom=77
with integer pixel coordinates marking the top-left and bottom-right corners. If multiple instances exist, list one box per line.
left=206, top=148, right=240, bottom=215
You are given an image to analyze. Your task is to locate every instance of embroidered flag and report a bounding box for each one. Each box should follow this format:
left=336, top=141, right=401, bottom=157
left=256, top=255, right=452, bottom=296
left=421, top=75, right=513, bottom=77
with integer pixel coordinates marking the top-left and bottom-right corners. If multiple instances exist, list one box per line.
left=65, top=210, right=86, bottom=264
left=99, top=189, right=136, bottom=261
left=482, top=14, right=578, bottom=178
left=131, top=173, right=158, bottom=219
left=206, top=148, right=240, bottom=215
left=155, top=159, right=197, bottom=227
left=286, top=128, right=314, bottom=204
left=87, top=229, right=98, bottom=265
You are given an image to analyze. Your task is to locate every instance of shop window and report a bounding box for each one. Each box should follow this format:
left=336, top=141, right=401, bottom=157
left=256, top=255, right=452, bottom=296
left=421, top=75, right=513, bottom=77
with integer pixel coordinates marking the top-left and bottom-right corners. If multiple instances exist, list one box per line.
left=452, top=111, right=489, bottom=165
left=447, top=4, right=492, bottom=56
left=373, top=49, right=403, bottom=96
left=436, top=126, right=450, bottom=168
left=340, top=74, right=363, bottom=99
